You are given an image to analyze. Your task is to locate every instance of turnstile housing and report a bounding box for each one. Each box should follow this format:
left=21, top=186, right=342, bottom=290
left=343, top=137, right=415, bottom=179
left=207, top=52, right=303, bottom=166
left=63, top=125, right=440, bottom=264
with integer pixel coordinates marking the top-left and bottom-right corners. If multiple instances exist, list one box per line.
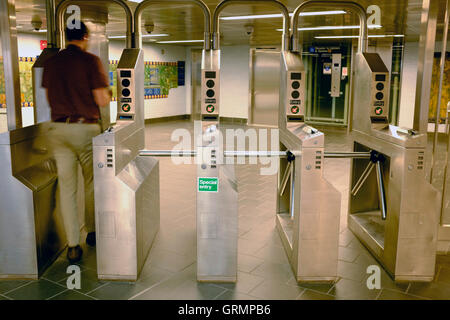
left=277, top=51, right=340, bottom=282
left=277, top=124, right=340, bottom=282
left=93, top=48, right=159, bottom=281
left=349, top=52, right=440, bottom=281
left=0, top=124, right=66, bottom=279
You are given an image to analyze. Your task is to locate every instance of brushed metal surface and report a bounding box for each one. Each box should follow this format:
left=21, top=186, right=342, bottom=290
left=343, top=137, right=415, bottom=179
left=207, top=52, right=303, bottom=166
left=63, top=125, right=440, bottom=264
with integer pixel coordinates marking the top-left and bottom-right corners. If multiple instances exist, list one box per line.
left=250, top=49, right=280, bottom=127
left=0, top=0, right=22, bottom=130
left=196, top=123, right=238, bottom=283
left=0, top=123, right=66, bottom=279
left=93, top=48, right=159, bottom=281
left=349, top=50, right=440, bottom=281
left=32, top=48, right=59, bottom=124
left=277, top=50, right=340, bottom=283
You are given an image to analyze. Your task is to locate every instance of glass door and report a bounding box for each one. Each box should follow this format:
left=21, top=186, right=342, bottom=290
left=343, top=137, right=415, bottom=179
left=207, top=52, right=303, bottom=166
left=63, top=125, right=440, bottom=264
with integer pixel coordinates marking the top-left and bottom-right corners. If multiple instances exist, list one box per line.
left=303, top=44, right=351, bottom=126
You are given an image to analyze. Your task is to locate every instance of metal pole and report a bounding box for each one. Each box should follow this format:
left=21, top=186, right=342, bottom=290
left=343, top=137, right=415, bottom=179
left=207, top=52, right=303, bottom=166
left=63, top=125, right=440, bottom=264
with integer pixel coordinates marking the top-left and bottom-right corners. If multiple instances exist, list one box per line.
left=413, top=0, right=439, bottom=133
left=291, top=1, right=368, bottom=53
left=442, top=104, right=450, bottom=225
left=0, top=0, right=22, bottom=130
left=46, top=0, right=57, bottom=48
left=134, top=0, right=211, bottom=50
left=279, top=161, right=292, bottom=196
left=212, top=0, right=290, bottom=51
left=430, top=0, right=449, bottom=183
left=139, top=149, right=371, bottom=159
left=55, top=0, right=133, bottom=49
left=351, top=161, right=375, bottom=196
left=375, top=161, right=387, bottom=220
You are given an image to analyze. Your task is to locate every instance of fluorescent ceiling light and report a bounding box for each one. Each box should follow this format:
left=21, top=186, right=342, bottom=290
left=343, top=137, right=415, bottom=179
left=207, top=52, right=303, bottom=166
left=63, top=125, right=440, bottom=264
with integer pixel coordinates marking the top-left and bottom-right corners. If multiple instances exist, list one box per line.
left=143, top=34, right=169, bottom=37
left=37, top=29, right=47, bottom=32
left=127, top=0, right=144, bottom=3
left=157, top=40, right=204, bottom=43
left=276, top=25, right=382, bottom=32
left=109, top=34, right=169, bottom=39
left=315, top=34, right=404, bottom=39
left=220, top=10, right=345, bottom=20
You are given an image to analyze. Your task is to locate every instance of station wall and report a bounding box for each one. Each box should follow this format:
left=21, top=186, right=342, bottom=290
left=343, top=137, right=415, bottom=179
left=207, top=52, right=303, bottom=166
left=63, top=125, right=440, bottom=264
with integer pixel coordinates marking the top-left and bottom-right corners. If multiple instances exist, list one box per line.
left=12, top=32, right=446, bottom=129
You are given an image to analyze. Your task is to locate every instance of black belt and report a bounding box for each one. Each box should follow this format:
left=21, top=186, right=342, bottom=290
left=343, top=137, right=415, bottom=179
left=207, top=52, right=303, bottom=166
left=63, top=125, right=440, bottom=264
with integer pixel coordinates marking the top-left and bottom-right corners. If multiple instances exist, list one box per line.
left=54, top=116, right=99, bottom=124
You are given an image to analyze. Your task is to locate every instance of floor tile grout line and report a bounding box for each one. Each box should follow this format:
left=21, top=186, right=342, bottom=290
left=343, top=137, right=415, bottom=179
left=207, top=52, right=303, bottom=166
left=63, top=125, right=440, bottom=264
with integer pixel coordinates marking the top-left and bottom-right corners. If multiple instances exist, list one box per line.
left=3, top=280, right=36, bottom=295
left=41, top=277, right=72, bottom=289
left=0, top=293, right=13, bottom=300
left=374, top=288, right=383, bottom=300
left=85, top=282, right=110, bottom=295
left=46, top=289, right=69, bottom=300
left=127, top=273, right=182, bottom=300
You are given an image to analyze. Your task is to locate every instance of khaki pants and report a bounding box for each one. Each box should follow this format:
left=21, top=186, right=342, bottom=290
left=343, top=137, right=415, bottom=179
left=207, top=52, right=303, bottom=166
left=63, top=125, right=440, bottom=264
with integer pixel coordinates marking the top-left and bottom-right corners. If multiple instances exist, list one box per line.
left=48, top=122, right=101, bottom=247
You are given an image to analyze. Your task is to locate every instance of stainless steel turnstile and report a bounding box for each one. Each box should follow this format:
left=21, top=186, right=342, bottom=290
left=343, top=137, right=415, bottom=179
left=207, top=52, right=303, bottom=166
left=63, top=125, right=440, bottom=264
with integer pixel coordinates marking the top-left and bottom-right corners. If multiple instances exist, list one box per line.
left=286, top=1, right=441, bottom=282
left=0, top=124, right=66, bottom=279
left=93, top=48, right=160, bottom=281
left=53, top=0, right=160, bottom=281
left=0, top=0, right=66, bottom=280
left=348, top=52, right=440, bottom=281
left=276, top=48, right=340, bottom=283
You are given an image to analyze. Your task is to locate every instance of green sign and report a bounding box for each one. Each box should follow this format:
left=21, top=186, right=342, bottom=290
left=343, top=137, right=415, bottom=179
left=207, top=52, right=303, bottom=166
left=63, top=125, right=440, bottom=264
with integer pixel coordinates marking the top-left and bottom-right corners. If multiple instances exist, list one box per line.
left=198, top=177, right=219, bottom=192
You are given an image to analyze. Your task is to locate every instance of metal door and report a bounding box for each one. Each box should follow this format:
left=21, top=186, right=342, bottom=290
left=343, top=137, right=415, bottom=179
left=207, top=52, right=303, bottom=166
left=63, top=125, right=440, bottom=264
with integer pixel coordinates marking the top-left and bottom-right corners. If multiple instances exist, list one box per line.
left=250, top=49, right=280, bottom=127
left=191, top=49, right=202, bottom=121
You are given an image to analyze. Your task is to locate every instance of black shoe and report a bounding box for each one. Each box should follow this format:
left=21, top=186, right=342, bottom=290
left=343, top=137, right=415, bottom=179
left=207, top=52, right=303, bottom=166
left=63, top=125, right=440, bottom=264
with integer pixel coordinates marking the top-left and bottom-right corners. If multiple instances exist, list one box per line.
left=86, top=232, right=96, bottom=247
left=67, top=245, right=83, bottom=263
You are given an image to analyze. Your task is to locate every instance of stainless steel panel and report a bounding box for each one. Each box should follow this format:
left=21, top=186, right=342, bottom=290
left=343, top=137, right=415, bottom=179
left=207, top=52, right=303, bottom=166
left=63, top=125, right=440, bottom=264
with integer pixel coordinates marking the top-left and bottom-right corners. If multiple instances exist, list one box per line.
left=94, top=154, right=159, bottom=280
left=191, top=49, right=202, bottom=121
left=250, top=49, right=280, bottom=127
left=349, top=130, right=440, bottom=281
left=201, top=49, right=220, bottom=119
left=277, top=50, right=340, bottom=283
left=413, top=0, right=439, bottom=133
left=331, top=53, right=342, bottom=98
left=32, top=48, right=59, bottom=124
left=0, top=123, right=66, bottom=279
left=279, top=51, right=306, bottom=129
left=0, top=0, right=22, bottom=130
left=196, top=124, right=238, bottom=282
left=93, top=48, right=159, bottom=281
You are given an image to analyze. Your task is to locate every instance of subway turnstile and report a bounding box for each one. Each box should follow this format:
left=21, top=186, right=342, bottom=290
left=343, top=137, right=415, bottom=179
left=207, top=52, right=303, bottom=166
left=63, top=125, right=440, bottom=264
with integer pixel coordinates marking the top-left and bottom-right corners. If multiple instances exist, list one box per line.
left=93, top=48, right=159, bottom=281
left=348, top=51, right=440, bottom=282
left=276, top=49, right=340, bottom=283
left=0, top=124, right=66, bottom=279
left=196, top=48, right=238, bottom=283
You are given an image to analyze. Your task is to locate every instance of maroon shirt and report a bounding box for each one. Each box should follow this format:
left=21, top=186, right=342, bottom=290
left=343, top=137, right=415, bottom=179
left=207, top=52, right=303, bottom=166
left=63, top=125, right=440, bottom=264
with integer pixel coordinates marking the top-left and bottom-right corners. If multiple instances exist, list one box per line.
left=42, top=44, right=109, bottom=121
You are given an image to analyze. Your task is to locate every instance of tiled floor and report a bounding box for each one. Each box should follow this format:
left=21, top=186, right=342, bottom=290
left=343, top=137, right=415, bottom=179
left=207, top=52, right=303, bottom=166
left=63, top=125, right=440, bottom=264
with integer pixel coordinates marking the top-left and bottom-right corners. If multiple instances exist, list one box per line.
left=1, top=120, right=450, bottom=300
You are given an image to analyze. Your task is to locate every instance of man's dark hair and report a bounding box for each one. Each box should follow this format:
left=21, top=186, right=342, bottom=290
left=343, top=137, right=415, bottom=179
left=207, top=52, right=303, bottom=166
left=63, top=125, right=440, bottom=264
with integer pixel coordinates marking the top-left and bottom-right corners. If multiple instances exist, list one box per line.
left=65, top=21, right=89, bottom=42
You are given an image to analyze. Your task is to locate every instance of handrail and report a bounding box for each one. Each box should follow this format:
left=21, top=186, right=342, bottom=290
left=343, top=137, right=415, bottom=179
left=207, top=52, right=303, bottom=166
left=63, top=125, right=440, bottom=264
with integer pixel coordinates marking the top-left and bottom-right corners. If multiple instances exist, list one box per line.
left=134, top=0, right=212, bottom=50
left=212, top=0, right=290, bottom=51
left=291, top=0, right=368, bottom=53
left=55, top=0, right=133, bottom=49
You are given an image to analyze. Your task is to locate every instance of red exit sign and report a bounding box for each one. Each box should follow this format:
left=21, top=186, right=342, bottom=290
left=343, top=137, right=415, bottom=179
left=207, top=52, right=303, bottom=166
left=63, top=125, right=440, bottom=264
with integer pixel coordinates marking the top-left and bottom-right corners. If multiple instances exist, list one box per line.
left=40, top=40, right=48, bottom=50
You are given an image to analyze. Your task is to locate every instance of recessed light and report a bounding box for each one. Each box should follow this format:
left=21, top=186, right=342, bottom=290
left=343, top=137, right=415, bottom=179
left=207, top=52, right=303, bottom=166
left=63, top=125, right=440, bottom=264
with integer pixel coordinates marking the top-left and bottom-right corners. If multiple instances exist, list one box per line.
left=157, top=40, right=204, bottom=44
left=220, top=11, right=346, bottom=21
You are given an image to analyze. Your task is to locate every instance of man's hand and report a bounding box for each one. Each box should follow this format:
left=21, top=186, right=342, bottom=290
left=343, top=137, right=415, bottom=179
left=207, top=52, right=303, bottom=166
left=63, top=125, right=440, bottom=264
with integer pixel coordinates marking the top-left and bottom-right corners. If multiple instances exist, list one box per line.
left=93, top=87, right=111, bottom=107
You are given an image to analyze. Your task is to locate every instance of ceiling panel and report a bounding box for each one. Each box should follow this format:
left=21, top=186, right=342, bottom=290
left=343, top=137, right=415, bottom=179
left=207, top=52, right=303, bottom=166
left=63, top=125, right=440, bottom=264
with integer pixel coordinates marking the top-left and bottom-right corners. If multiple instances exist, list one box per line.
left=12, top=0, right=450, bottom=46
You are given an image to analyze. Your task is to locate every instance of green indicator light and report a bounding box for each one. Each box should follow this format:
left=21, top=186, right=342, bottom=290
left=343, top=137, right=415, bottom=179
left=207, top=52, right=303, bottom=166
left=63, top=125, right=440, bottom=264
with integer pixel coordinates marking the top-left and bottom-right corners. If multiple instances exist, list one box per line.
left=291, top=106, right=299, bottom=114
left=206, top=105, right=215, bottom=113
left=375, top=107, right=383, bottom=115
left=122, top=104, right=131, bottom=112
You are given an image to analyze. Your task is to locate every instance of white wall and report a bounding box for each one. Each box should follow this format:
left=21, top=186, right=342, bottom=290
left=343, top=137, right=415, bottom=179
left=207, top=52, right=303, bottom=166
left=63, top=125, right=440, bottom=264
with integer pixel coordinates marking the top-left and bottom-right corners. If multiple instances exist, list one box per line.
left=17, top=33, right=45, bottom=57
left=220, top=45, right=250, bottom=119
left=109, top=40, right=188, bottom=120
